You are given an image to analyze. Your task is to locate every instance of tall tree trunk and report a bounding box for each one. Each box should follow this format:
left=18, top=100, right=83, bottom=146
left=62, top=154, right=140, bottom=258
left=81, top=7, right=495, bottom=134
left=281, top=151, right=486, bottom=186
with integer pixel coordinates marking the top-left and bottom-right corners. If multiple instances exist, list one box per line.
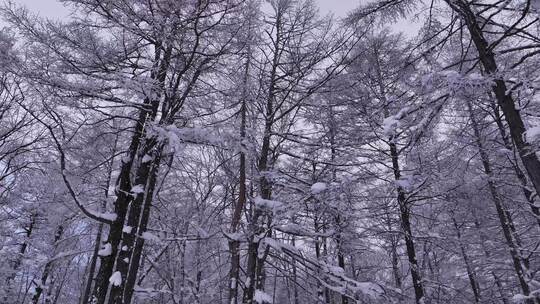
left=390, top=145, right=425, bottom=304
left=328, top=102, right=349, bottom=304
left=32, top=225, right=64, bottom=304
left=488, top=97, right=540, bottom=228
left=81, top=222, right=104, bottom=304
left=313, top=217, right=327, bottom=303
left=451, top=217, right=480, bottom=303
left=385, top=211, right=402, bottom=290
left=228, top=135, right=247, bottom=304
left=336, top=233, right=348, bottom=304
left=466, top=99, right=538, bottom=304
left=447, top=0, right=540, bottom=201
left=93, top=42, right=171, bottom=304
left=81, top=133, right=118, bottom=304
left=243, top=5, right=283, bottom=302
left=91, top=106, right=152, bottom=304
left=121, top=151, right=164, bottom=304
left=228, top=15, right=252, bottom=301
left=108, top=139, right=160, bottom=304
left=2, top=213, right=36, bottom=304
left=290, top=236, right=300, bottom=304
left=472, top=217, right=509, bottom=304
left=372, top=43, right=425, bottom=303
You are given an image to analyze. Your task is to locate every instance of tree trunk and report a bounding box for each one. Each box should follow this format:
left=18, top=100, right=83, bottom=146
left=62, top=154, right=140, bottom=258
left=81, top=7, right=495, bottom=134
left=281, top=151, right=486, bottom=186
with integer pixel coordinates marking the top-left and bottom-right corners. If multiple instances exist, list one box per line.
left=81, top=222, right=104, bottom=304
left=388, top=114, right=425, bottom=304
left=373, top=44, right=425, bottom=303
left=313, top=217, right=327, bottom=303
left=447, top=0, right=540, bottom=202
left=108, top=139, right=160, bottom=304
left=451, top=217, right=480, bottom=303
left=386, top=211, right=402, bottom=290
left=2, top=213, right=36, bottom=304
left=228, top=19, right=252, bottom=302
left=32, top=225, right=64, bottom=304
left=472, top=217, right=509, bottom=304
left=488, top=97, right=540, bottom=228
left=91, top=106, right=151, bottom=304
left=81, top=134, right=118, bottom=304
left=336, top=233, right=348, bottom=304
left=466, top=99, right=538, bottom=304
left=93, top=41, right=171, bottom=304
left=243, top=5, right=282, bottom=301
left=121, top=151, right=163, bottom=304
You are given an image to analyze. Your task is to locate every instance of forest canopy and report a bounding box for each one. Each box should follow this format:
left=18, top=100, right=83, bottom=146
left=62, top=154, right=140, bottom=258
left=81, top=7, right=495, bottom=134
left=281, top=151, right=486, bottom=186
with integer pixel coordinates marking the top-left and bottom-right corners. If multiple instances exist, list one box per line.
left=0, top=0, right=540, bottom=304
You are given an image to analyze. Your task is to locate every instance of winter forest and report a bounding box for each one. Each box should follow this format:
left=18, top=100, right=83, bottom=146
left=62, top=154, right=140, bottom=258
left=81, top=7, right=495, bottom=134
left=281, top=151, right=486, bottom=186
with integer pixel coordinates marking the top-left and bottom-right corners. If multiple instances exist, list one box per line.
left=1, top=0, right=540, bottom=303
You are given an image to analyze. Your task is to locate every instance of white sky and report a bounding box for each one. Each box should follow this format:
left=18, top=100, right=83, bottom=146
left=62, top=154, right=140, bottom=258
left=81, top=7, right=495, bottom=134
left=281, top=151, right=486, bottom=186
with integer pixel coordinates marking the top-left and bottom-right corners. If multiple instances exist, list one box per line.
left=12, top=0, right=362, bottom=18
left=8, top=0, right=418, bottom=35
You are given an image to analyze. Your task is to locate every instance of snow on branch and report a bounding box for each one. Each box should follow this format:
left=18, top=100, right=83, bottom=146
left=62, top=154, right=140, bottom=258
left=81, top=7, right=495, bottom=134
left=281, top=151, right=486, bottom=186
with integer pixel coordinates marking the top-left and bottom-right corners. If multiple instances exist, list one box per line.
left=147, top=124, right=237, bottom=151
left=261, top=237, right=398, bottom=301
left=15, top=101, right=115, bottom=225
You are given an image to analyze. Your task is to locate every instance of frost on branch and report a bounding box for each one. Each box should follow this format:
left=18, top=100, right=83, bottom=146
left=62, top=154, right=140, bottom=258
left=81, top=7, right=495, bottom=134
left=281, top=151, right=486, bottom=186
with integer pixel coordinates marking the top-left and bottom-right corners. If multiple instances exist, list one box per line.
left=533, top=0, right=540, bottom=12
left=261, top=237, right=389, bottom=301
left=141, top=231, right=161, bottom=243
left=421, top=70, right=493, bottom=94
left=310, top=182, right=327, bottom=194
left=97, top=243, right=112, bottom=257
left=122, top=226, right=133, bottom=234
left=131, top=185, right=145, bottom=194
left=525, top=126, right=540, bottom=144
left=254, top=290, right=273, bottom=304
left=86, top=210, right=117, bottom=222
left=147, top=124, right=235, bottom=152
left=382, top=107, right=409, bottom=137
left=254, top=196, right=284, bottom=213
left=109, top=271, right=122, bottom=287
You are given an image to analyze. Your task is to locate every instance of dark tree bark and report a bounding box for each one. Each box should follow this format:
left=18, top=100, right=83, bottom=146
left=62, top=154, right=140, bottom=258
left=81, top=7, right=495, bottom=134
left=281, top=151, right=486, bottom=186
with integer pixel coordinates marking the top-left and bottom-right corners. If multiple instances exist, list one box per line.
left=228, top=14, right=253, bottom=301
left=243, top=5, right=282, bottom=302
left=2, top=213, right=36, bottom=304
left=488, top=97, right=540, bottom=228
left=122, top=151, right=164, bottom=304
left=373, top=44, right=425, bottom=303
left=81, top=221, right=103, bottom=304
left=32, top=225, right=64, bottom=304
left=446, top=0, right=540, bottom=205
left=91, top=102, right=154, bottom=304
left=466, top=99, right=538, bottom=304
left=93, top=41, right=171, bottom=304
left=390, top=141, right=425, bottom=304
left=451, top=216, right=481, bottom=303
left=81, top=133, right=118, bottom=304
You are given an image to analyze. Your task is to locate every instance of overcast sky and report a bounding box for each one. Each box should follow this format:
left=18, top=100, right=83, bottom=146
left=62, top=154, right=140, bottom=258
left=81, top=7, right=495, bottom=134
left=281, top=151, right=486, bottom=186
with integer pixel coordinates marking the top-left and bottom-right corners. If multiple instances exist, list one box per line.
left=12, top=0, right=362, bottom=18
left=8, top=0, right=418, bottom=35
